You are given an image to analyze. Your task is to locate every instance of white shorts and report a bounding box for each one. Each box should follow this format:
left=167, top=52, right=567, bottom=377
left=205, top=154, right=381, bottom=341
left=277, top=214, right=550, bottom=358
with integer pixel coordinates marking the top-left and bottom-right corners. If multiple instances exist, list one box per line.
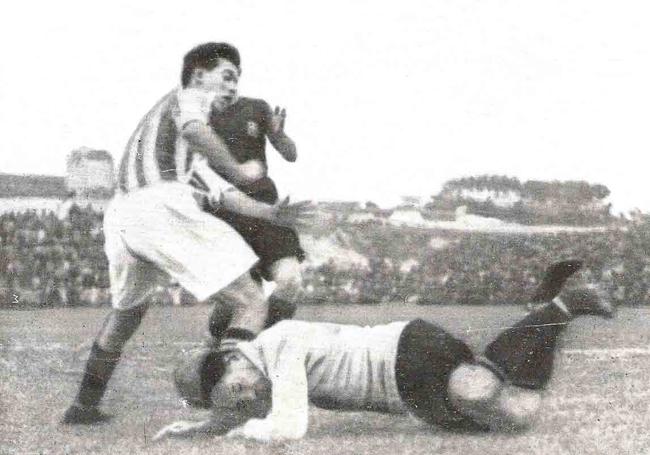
left=103, top=182, right=257, bottom=309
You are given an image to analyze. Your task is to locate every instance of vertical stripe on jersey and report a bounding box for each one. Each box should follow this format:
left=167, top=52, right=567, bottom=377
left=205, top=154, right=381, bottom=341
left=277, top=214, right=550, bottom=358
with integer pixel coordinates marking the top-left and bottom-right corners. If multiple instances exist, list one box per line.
left=174, top=137, right=189, bottom=182
left=134, top=137, right=147, bottom=187
left=140, top=103, right=165, bottom=186
left=118, top=91, right=175, bottom=192
left=155, top=109, right=178, bottom=180
left=126, top=128, right=141, bottom=190
left=117, top=150, right=130, bottom=192
left=119, top=119, right=145, bottom=193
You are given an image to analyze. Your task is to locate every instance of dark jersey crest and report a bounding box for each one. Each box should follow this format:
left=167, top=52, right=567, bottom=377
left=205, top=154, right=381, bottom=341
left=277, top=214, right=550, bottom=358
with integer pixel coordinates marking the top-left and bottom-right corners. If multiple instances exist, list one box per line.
left=209, top=97, right=271, bottom=164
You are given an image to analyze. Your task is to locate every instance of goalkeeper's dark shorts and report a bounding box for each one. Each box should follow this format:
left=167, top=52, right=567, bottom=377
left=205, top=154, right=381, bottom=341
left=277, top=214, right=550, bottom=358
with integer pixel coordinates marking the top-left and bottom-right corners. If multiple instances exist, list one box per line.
left=206, top=176, right=305, bottom=281
left=395, top=319, right=488, bottom=432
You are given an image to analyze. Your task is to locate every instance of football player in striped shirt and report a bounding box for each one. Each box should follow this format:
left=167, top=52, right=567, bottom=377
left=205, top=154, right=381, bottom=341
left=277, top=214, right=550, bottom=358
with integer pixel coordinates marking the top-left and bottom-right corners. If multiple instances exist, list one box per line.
left=62, top=43, right=313, bottom=425
left=154, top=261, right=615, bottom=442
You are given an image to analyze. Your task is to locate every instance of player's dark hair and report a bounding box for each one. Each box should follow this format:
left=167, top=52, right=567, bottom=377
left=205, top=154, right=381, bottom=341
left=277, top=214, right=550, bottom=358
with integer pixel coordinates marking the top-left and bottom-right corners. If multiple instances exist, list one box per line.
left=181, top=42, right=241, bottom=88
left=200, top=351, right=227, bottom=402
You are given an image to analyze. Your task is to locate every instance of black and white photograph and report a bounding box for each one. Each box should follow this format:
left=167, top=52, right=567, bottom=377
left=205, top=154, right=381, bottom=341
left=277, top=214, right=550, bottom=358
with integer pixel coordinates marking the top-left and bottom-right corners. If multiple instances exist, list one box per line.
left=1, top=1, right=649, bottom=453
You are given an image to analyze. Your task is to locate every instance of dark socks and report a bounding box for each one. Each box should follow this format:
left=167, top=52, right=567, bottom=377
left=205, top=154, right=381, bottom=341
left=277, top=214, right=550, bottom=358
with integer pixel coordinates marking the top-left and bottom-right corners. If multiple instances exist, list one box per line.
left=484, top=303, right=570, bottom=389
left=75, top=342, right=121, bottom=408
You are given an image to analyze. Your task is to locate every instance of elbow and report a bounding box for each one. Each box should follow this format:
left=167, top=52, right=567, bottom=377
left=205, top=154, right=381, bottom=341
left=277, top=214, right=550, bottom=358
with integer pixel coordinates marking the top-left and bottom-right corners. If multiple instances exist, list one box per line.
left=181, top=122, right=206, bottom=145
left=285, top=143, right=297, bottom=162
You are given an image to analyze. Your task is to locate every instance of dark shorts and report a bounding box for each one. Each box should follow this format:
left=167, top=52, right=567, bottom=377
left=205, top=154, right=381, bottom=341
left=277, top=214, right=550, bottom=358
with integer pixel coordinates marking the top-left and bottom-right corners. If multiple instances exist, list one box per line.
left=207, top=177, right=305, bottom=280
left=395, top=319, right=487, bottom=432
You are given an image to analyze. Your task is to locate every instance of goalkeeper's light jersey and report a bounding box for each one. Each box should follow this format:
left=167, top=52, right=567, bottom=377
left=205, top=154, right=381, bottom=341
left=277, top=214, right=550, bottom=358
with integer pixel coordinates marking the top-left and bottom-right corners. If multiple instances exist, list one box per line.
left=116, top=87, right=216, bottom=194
left=236, top=320, right=410, bottom=415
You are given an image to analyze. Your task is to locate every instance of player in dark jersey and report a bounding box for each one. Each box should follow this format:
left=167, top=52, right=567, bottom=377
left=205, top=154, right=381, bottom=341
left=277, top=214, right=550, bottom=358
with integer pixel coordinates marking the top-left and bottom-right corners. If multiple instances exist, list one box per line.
left=203, top=63, right=306, bottom=343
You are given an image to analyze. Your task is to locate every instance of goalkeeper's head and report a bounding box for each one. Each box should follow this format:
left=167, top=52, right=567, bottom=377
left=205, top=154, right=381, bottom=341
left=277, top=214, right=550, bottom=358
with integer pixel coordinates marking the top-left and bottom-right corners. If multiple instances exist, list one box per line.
left=174, top=345, right=271, bottom=423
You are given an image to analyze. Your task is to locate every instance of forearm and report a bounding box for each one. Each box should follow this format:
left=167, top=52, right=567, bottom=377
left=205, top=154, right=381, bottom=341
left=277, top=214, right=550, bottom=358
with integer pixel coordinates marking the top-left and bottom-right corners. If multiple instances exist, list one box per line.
left=153, top=418, right=232, bottom=441
left=268, top=132, right=297, bottom=162
left=219, top=189, right=276, bottom=222
left=183, top=122, right=258, bottom=185
left=232, top=355, right=310, bottom=442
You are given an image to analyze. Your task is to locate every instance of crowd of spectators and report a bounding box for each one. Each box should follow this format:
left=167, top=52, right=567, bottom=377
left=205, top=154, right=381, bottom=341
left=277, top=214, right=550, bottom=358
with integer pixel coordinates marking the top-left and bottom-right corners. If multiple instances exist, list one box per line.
left=0, top=206, right=109, bottom=308
left=298, top=220, right=650, bottom=306
left=1, top=206, right=649, bottom=309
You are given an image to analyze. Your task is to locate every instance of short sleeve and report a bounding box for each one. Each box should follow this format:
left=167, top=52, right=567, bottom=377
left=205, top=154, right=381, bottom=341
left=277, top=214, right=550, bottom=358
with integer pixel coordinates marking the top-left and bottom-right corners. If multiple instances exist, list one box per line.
left=173, top=88, right=217, bottom=129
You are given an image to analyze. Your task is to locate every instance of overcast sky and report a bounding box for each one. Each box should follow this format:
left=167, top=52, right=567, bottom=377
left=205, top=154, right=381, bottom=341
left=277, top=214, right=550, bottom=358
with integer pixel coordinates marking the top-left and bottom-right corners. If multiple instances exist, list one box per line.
left=1, top=0, right=649, bottom=213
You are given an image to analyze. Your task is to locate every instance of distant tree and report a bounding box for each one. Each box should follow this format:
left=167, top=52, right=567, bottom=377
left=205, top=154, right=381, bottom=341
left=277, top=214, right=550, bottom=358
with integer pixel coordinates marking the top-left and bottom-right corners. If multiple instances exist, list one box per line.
left=591, top=184, right=610, bottom=200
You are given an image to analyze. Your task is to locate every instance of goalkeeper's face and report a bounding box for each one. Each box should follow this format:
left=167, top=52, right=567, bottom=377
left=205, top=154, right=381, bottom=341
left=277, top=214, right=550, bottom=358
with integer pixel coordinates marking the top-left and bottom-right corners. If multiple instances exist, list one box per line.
left=210, top=351, right=271, bottom=422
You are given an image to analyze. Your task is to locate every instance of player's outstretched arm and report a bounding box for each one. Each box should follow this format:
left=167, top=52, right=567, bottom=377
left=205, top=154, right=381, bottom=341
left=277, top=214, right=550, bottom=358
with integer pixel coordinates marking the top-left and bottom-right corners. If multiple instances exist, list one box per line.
left=152, top=418, right=229, bottom=442
left=182, top=122, right=263, bottom=185
left=267, top=106, right=297, bottom=162
left=226, top=343, right=310, bottom=442
left=190, top=154, right=314, bottom=227
left=219, top=190, right=315, bottom=229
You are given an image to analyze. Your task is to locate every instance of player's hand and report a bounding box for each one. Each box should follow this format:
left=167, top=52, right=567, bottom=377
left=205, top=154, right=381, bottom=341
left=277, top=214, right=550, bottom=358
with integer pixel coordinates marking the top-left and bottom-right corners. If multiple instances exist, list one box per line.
left=270, top=106, right=287, bottom=135
left=152, top=420, right=197, bottom=442
left=273, top=197, right=316, bottom=229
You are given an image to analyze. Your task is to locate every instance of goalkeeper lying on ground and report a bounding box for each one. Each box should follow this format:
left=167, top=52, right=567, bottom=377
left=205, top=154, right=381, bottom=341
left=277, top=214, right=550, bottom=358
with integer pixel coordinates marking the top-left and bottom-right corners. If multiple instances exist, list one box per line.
left=154, top=261, right=615, bottom=442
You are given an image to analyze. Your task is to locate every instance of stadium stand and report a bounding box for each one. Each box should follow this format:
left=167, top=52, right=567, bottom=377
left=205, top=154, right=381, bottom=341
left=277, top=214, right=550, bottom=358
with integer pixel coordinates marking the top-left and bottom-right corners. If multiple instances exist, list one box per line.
left=1, top=206, right=648, bottom=309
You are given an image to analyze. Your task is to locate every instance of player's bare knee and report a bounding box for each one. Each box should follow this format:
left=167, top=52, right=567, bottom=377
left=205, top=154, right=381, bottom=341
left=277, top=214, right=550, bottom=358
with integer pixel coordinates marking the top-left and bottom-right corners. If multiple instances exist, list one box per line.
left=495, top=386, right=542, bottom=430
left=448, top=362, right=501, bottom=424
left=449, top=362, right=501, bottom=406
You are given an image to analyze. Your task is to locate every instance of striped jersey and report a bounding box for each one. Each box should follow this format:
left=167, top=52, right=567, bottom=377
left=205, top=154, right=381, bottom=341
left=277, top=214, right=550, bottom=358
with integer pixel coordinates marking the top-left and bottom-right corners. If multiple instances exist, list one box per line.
left=117, top=87, right=217, bottom=193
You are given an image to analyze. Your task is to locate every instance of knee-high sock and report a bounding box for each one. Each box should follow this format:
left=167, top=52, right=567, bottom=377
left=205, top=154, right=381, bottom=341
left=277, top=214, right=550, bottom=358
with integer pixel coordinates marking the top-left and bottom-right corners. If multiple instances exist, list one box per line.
left=74, top=342, right=121, bottom=407
left=484, top=303, right=570, bottom=389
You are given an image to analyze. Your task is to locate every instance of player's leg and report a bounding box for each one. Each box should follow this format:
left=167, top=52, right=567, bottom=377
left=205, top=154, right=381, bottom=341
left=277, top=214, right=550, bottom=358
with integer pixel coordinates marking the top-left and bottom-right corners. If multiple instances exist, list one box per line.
left=231, top=175, right=304, bottom=323
left=449, top=269, right=615, bottom=431
left=265, top=256, right=301, bottom=324
left=143, top=183, right=260, bottom=338
left=447, top=298, right=574, bottom=431
left=395, top=318, right=533, bottom=432
left=483, top=264, right=614, bottom=391
left=395, top=319, right=486, bottom=431
left=205, top=208, right=303, bottom=338
left=208, top=269, right=268, bottom=341
left=62, top=305, right=148, bottom=424
left=207, top=267, right=297, bottom=342
left=63, top=183, right=254, bottom=424
left=447, top=362, right=542, bottom=431
left=62, top=242, right=158, bottom=424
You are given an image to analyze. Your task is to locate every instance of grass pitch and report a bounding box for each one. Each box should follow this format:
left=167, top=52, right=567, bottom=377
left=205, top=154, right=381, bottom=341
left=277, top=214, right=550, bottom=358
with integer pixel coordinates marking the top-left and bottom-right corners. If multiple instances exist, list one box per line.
left=1, top=304, right=649, bottom=454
